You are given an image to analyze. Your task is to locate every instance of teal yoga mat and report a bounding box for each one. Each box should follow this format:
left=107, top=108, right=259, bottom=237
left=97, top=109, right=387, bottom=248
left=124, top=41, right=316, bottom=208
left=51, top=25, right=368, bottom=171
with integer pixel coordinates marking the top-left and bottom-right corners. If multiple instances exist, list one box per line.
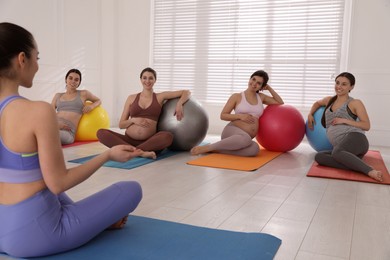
left=68, top=149, right=180, bottom=169
left=34, top=215, right=282, bottom=260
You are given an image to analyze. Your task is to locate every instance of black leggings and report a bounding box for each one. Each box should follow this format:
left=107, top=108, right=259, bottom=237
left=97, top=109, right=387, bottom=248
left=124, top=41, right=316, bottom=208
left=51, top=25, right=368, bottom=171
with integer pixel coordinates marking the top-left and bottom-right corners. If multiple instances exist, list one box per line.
left=97, top=129, right=173, bottom=152
left=315, top=132, right=372, bottom=175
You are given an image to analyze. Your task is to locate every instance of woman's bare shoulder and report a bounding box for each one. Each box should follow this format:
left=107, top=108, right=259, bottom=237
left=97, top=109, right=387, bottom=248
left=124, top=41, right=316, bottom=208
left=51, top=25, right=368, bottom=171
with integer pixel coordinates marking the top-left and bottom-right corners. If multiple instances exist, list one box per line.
left=52, top=92, right=63, bottom=98
left=30, top=100, right=56, bottom=114
left=349, top=98, right=364, bottom=107
left=230, top=92, right=242, bottom=100
left=16, top=100, right=57, bottom=125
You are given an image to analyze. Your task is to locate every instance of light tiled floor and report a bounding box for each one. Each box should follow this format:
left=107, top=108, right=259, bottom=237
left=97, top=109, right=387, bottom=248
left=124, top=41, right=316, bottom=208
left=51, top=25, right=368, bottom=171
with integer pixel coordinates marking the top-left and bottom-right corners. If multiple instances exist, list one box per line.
left=3, top=135, right=390, bottom=259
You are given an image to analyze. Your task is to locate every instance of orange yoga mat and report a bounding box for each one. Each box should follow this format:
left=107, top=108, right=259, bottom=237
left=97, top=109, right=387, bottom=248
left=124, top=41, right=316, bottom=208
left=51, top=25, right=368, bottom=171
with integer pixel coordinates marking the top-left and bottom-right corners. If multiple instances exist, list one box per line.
left=186, top=148, right=283, bottom=171
left=307, top=150, right=390, bottom=185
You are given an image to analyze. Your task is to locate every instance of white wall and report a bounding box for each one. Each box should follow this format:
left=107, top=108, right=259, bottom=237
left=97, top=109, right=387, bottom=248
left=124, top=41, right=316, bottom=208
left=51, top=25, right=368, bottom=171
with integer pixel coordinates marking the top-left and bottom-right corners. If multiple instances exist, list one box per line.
left=0, top=0, right=102, bottom=102
left=1, top=0, right=389, bottom=146
left=99, top=0, right=152, bottom=124
left=0, top=0, right=150, bottom=125
left=346, top=0, right=390, bottom=147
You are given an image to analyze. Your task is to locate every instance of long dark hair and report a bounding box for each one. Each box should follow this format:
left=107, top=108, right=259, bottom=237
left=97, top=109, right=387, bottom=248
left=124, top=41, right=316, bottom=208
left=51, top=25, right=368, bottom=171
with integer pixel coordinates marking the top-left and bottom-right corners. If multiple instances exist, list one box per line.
left=140, top=67, right=157, bottom=80
left=0, top=22, right=35, bottom=78
left=250, top=70, right=269, bottom=93
left=65, top=69, right=82, bottom=85
left=321, top=72, right=356, bottom=127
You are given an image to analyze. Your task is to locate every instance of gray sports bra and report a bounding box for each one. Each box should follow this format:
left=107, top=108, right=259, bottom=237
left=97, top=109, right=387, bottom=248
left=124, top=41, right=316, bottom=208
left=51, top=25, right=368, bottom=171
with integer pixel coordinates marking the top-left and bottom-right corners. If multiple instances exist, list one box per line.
left=56, top=91, right=84, bottom=114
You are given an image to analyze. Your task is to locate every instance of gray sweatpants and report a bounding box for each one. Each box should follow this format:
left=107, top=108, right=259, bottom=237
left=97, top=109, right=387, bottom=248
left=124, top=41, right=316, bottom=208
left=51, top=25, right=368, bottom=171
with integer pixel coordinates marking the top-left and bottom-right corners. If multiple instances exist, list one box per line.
left=209, top=123, right=260, bottom=157
left=58, top=118, right=76, bottom=145
left=315, top=132, right=372, bottom=174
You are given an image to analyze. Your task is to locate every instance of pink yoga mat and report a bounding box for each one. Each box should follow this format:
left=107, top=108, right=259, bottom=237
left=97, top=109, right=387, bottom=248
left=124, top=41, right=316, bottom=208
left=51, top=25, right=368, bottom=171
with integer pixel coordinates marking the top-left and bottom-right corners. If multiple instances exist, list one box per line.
left=62, top=140, right=97, bottom=148
left=307, top=150, right=390, bottom=185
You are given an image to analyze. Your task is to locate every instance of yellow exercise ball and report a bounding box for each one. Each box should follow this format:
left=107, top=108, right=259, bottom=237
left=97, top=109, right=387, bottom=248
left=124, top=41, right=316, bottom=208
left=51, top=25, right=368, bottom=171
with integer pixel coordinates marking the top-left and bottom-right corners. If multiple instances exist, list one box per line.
left=75, top=104, right=110, bottom=141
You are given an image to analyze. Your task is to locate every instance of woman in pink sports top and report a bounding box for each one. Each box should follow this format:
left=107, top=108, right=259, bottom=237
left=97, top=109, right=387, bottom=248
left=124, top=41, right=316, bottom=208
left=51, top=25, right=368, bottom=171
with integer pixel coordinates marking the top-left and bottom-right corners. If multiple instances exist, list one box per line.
left=191, top=70, right=284, bottom=157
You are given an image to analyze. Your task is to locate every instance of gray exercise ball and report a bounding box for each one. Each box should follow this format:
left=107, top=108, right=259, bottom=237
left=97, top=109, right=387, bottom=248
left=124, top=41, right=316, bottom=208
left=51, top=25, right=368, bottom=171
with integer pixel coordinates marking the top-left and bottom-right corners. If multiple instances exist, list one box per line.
left=157, top=97, right=209, bottom=151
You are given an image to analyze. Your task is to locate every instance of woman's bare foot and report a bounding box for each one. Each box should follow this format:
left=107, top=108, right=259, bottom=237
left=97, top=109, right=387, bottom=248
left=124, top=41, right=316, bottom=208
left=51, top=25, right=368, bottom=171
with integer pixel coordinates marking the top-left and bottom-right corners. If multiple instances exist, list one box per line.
left=190, top=145, right=211, bottom=155
left=108, top=216, right=128, bottom=230
left=140, top=151, right=157, bottom=159
left=368, top=170, right=383, bottom=182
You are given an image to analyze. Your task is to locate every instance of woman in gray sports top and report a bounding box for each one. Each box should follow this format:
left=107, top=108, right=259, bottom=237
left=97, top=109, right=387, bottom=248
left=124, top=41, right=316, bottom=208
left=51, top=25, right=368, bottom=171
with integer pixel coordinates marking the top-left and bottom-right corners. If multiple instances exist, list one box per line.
left=51, top=69, right=101, bottom=145
left=307, top=72, right=382, bottom=182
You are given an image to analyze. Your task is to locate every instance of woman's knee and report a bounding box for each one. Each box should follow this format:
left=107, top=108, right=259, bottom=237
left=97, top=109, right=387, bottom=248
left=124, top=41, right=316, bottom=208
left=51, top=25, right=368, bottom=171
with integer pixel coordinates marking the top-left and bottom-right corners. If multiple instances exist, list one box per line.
left=246, top=142, right=260, bottom=156
left=96, top=129, right=111, bottom=140
left=156, top=131, right=174, bottom=145
left=253, top=142, right=260, bottom=154
left=331, top=146, right=345, bottom=160
left=157, top=131, right=173, bottom=139
left=114, top=181, right=143, bottom=209
left=97, top=129, right=122, bottom=147
left=60, top=131, right=75, bottom=145
left=237, top=134, right=253, bottom=145
left=314, top=152, right=327, bottom=164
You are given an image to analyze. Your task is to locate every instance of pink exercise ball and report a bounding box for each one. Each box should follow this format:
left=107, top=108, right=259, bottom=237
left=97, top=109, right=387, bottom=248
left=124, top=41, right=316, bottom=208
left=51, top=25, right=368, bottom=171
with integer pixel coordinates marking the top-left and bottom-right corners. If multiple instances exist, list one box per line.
left=256, top=104, right=305, bottom=152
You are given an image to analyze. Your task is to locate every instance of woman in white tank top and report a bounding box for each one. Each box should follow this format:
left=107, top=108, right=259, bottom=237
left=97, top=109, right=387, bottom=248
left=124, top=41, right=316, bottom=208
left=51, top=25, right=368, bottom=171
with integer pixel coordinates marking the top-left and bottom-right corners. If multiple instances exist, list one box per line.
left=191, top=70, right=284, bottom=157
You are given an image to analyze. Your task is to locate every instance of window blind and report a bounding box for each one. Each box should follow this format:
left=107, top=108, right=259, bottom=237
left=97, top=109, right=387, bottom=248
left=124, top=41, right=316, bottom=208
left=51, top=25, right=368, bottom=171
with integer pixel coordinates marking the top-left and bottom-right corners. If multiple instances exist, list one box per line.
left=152, top=0, right=345, bottom=107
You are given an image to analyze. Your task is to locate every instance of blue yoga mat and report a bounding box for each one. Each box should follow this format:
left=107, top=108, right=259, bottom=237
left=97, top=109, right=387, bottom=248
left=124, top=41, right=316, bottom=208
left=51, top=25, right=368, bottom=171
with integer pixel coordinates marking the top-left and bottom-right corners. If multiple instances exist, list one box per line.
left=68, top=149, right=180, bottom=170
left=33, top=215, right=281, bottom=260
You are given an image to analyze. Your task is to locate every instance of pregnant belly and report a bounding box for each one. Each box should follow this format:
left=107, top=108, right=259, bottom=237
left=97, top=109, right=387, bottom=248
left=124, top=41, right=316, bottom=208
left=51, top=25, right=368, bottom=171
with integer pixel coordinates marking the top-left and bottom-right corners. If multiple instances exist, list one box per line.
left=125, top=124, right=157, bottom=140
left=232, top=120, right=259, bottom=138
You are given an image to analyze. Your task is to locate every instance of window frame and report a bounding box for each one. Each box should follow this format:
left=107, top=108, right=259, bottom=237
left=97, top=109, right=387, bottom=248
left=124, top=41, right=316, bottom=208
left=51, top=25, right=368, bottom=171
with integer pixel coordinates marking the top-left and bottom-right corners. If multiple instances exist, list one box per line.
left=151, top=0, right=351, bottom=110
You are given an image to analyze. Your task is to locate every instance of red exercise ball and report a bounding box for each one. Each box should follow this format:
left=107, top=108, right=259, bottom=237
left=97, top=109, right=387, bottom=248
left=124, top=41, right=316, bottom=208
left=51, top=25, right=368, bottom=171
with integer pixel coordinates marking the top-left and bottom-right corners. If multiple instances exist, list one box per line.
left=256, top=104, right=305, bottom=152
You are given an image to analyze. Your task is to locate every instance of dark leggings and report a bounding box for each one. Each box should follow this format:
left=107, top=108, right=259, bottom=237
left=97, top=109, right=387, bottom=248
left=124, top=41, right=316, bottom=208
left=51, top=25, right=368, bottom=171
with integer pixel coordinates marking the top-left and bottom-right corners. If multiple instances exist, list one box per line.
left=315, top=132, right=372, bottom=175
left=97, top=129, right=173, bottom=152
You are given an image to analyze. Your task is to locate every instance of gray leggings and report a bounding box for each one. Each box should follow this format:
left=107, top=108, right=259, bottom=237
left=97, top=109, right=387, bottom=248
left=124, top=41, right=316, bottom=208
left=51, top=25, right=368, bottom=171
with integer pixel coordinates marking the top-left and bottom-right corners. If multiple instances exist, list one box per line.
left=209, top=123, right=260, bottom=157
left=315, top=132, right=372, bottom=174
left=58, top=118, right=76, bottom=145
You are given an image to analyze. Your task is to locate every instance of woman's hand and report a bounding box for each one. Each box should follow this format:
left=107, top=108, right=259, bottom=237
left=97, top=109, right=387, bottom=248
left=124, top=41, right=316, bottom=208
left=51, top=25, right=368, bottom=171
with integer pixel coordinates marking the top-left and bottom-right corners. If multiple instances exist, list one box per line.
left=240, top=114, right=257, bottom=124
left=59, top=122, right=72, bottom=131
left=307, top=114, right=315, bottom=130
left=261, top=84, right=270, bottom=91
left=331, top=117, right=348, bottom=126
left=137, top=118, right=152, bottom=128
left=261, top=85, right=284, bottom=105
left=174, top=105, right=184, bottom=121
left=158, top=89, right=190, bottom=121
left=108, top=145, right=143, bottom=162
left=128, top=118, right=152, bottom=128
left=82, top=104, right=94, bottom=113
